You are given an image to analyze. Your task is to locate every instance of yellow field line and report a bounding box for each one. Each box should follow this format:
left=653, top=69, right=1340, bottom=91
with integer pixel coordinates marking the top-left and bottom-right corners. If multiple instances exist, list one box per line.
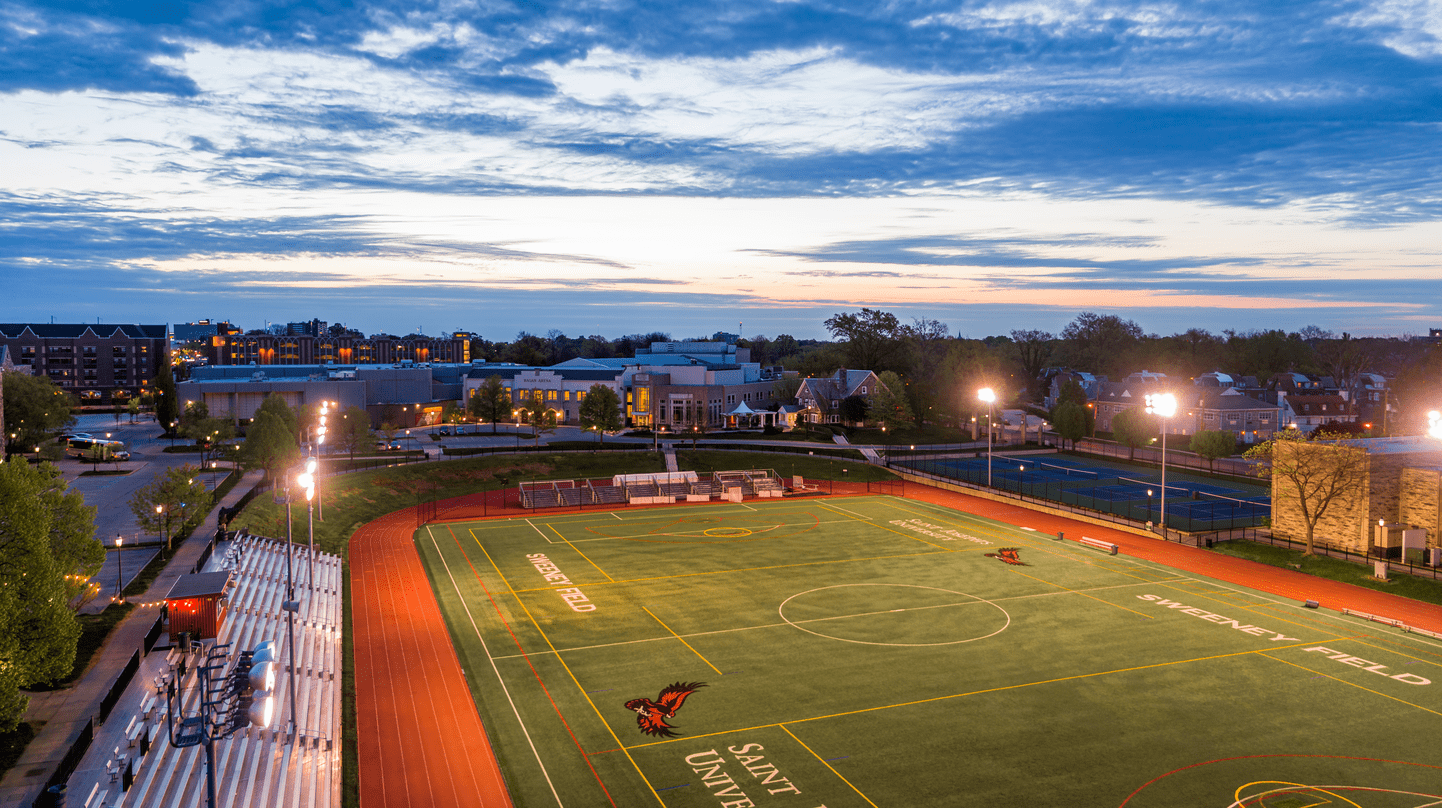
left=1259, top=652, right=1442, bottom=718
left=474, top=540, right=670, bottom=807
left=640, top=606, right=723, bottom=676
left=1004, top=569, right=1155, bottom=618
left=627, top=640, right=1332, bottom=749
left=550, top=523, right=617, bottom=582
left=778, top=724, right=879, bottom=808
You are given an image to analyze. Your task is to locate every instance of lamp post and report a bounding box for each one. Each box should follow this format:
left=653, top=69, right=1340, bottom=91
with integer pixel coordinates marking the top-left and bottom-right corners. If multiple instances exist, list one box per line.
left=114, top=534, right=123, bottom=602
left=274, top=485, right=300, bottom=735
left=978, top=387, right=997, bottom=487
left=1145, top=392, right=1177, bottom=537
left=298, top=459, right=317, bottom=589
left=156, top=504, right=168, bottom=554
left=1147, top=489, right=1154, bottom=525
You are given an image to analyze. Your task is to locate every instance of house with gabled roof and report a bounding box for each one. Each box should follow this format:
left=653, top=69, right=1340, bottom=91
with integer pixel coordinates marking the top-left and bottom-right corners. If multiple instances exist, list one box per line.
left=795, top=369, right=883, bottom=425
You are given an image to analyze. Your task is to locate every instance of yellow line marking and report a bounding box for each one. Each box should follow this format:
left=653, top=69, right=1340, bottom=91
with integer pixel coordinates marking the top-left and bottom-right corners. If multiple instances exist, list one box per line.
left=640, top=606, right=723, bottom=675
left=1005, top=569, right=1154, bottom=618
left=778, top=724, right=879, bottom=808
left=1260, top=653, right=1442, bottom=718
left=550, top=523, right=616, bottom=582
left=474, top=539, right=669, bottom=807
left=627, top=640, right=1331, bottom=749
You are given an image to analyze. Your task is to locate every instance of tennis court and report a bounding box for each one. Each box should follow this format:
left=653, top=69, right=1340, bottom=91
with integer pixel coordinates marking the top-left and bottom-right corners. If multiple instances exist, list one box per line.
left=416, top=496, right=1442, bottom=807
left=900, top=455, right=1269, bottom=531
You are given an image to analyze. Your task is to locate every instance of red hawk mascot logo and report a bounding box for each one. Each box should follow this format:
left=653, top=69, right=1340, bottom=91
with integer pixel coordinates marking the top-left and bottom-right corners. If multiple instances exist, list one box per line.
left=985, top=548, right=1027, bottom=566
left=625, top=681, right=707, bottom=737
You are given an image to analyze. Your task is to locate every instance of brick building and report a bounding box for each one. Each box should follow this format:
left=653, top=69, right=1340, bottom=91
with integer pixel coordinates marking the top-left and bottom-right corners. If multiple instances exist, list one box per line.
left=206, top=332, right=469, bottom=366
left=0, top=323, right=169, bottom=402
left=1271, top=436, right=1442, bottom=555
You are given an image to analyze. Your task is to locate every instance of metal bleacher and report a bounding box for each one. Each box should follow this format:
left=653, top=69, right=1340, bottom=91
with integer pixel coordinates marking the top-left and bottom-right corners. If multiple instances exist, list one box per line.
left=82, top=531, right=343, bottom=808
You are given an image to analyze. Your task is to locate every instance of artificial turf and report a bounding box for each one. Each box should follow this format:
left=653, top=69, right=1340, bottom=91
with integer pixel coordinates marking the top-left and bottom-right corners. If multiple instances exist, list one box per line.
left=415, top=495, right=1442, bottom=807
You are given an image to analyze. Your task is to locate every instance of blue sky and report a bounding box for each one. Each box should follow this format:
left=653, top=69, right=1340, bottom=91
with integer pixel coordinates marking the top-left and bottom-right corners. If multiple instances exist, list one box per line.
left=4, top=0, right=1442, bottom=342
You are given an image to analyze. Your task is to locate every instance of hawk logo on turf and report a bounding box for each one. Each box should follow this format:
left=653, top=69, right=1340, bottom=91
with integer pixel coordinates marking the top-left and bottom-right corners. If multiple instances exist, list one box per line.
left=985, top=548, right=1027, bottom=566
left=625, top=681, right=706, bottom=737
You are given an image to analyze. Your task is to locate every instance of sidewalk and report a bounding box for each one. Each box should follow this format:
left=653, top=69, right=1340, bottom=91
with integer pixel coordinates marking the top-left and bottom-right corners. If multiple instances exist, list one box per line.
left=0, top=469, right=265, bottom=808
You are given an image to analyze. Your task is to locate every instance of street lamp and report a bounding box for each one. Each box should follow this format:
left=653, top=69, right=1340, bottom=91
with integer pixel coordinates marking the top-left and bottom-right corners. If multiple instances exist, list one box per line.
left=1145, top=392, right=1178, bottom=537
left=978, top=387, right=996, bottom=487
left=115, top=534, right=123, bottom=603
left=156, top=504, right=168, bottom=553
left=1147, top=489, right=1154, bottom=525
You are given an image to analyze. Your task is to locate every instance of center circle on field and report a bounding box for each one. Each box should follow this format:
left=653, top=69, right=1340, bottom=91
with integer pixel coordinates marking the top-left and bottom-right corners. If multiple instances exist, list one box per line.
left=703, top=527, right=753, bottom=537
left=778, top=584, right=1011, bottom=647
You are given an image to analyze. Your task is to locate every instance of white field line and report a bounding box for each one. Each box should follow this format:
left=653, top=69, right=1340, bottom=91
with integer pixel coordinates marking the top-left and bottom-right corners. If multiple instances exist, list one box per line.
left=425, top=525, right=563, bottom=808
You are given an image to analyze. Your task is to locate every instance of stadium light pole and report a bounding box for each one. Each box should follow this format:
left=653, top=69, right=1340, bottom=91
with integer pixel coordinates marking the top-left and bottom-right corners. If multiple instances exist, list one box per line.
left=978, top=387, right=997, bottom=487
left=1145, top=393, right=1178, bottom=537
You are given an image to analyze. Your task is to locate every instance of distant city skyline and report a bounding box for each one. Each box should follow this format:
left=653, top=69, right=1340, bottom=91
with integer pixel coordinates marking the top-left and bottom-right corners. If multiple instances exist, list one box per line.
left=5, top=2, right=1442, bottom=341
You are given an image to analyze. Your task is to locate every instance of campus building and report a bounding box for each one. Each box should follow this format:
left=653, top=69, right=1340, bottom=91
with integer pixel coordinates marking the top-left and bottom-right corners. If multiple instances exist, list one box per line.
left=0, top=323, right=169, bottom=402
left=178, top=363, right=466, bottom=426
left=205, top=331, right=470, bottom=366
left=1271, top=436, right=1442, bottom=558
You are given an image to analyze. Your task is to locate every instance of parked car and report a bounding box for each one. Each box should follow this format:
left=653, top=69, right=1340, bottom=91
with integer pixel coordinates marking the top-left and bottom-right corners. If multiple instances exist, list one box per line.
left=437, top=427, right=451, bottom=436
left=112, top=449, right=131, bottom=461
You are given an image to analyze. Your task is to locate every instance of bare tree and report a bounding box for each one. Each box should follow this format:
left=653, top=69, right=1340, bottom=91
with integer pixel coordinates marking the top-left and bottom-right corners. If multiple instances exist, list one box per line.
left=1313, top=332, right=1371, bottom=409
left=1010, top=329, right=1053, bottom=399
left=1244, top=430, right=1370, bottom=554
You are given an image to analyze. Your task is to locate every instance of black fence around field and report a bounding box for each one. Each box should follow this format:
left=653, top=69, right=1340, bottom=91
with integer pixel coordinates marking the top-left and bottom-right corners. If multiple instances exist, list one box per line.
left=1243, top=532, right=1442, bottom=581
left=97, top=650, right=140, bottom=726
left=42, top=717, right=93, bottom=798
left=143, top=614, right=164, bottom=654
left=895, top=456, right=1268, bottom=535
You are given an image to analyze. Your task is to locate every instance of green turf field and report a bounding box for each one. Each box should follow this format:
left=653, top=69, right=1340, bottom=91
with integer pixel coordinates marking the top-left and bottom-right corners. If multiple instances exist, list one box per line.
left=415, top=496, right=1442, bottom=807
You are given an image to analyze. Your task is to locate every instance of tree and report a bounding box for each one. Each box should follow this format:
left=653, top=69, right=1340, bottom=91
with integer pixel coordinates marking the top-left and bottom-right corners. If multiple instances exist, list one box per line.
left=129, top=464, right=210, bottom=549
left=3, top=372, right=75, bottom=450
left=839, top=395, right=869, bottom=425
left=332, top=406, right=374, bottom=459
left=1059, top=312, right=1144, bottom=376
left=126, top=396, right=141, bottom=423
left=824, top=308, right=907, bottom=372
left=1049, top=380, right=1094, bottom=439
left=1245, top=430, right=1371, bottom=554
left=577, top=384, right=622, bottom=444
left=239, top=405, right=300, bottom=482
left=1051, top=401, right=1088, bottom=450
left=178, top=401, right=235, bottom=462
left=1189, top=429, right=1238, bottom=471
left=1313, top=333, right=1371, bottom=407
left=1110, top=407, right=1154, bottom=461
left=0, top=458, right=96, bottom=730
left=469, top=375, right=510, bottom=433
left=867, top=371, right=913, bottom=431
left=520, top=392, right=555, bottom=448
left=154, top=358, right=178, bottom=431
left=771, top=376, right=802, bottom=403
left=1010, top=329, right=1054, bottom=400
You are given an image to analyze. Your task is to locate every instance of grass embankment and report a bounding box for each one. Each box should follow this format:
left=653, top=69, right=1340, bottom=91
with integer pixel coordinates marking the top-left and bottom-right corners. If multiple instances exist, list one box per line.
left=1211, top=540, right=1442, bottom=607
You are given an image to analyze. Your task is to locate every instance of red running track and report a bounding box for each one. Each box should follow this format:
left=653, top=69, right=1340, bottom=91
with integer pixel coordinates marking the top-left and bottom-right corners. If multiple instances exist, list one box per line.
left=352, top=481, right=1442, bottom=808
left=352, top=494, right=514, bottom=808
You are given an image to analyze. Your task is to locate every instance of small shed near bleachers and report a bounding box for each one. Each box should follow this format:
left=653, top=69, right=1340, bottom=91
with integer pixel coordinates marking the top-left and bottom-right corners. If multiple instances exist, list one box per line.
left=164, top=571, right=232, bottom=643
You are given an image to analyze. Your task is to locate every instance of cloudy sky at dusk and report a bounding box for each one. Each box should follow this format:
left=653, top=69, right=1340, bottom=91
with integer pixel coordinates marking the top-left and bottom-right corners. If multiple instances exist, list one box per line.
left=4, top=0, right=1442, bottom=342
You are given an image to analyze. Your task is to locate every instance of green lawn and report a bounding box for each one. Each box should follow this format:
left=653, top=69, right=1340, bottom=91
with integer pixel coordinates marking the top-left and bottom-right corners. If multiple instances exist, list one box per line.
left=418, top=496, right=1442, bottom=807
left=1211, top=539, right=1442, bottom=606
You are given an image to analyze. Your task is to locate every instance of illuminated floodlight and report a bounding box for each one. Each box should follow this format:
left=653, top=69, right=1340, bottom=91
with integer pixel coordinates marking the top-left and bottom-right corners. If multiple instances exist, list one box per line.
left=1145, top=393, right=1177, bottom=418
left=1429, top=410, right=1442, bottom=440
left=248, top=693, right=275, bottom=728
left=977, top=387, right=996, bottom=404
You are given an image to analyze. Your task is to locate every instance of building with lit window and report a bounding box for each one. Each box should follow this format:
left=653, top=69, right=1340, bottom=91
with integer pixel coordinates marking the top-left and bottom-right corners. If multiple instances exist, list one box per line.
left=0, top=323, right=169, bottom=402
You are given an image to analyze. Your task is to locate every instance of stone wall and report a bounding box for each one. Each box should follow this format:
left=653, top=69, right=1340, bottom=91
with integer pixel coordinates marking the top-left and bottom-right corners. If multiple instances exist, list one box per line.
left=1399, top=467, right=1442, bottom=548
left=1272, top=441, right=1442, bottom=551
left=1270, top=441, right=1370, bottom=549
